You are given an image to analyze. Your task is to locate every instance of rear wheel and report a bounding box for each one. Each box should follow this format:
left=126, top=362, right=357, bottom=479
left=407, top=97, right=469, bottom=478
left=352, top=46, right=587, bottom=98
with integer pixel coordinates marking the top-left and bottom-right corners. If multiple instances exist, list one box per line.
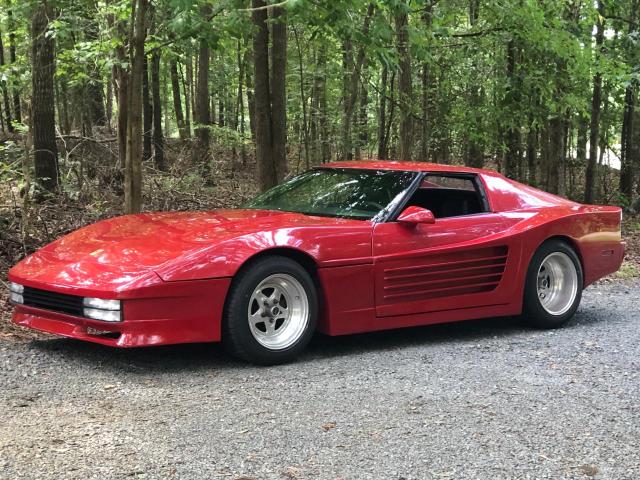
left=522, top=240, right=583, bottom=329
left=222, top=256, right=317, bottom=365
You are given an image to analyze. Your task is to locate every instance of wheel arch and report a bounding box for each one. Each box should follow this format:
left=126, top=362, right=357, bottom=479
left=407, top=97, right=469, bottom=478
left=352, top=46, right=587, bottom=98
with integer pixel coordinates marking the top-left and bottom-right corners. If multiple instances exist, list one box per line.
left=531, top=235, right=585, bottom=287
left=225, top=247, right=326, bottom=327
left=238, top=247, right=320, bottom=279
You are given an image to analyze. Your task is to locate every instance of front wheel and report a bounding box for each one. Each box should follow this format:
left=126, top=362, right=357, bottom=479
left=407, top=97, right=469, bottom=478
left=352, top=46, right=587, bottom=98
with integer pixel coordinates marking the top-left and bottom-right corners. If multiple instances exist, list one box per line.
left=222, top=256, right=318, bottom=365
left=522, top=240, right=583, bottom=329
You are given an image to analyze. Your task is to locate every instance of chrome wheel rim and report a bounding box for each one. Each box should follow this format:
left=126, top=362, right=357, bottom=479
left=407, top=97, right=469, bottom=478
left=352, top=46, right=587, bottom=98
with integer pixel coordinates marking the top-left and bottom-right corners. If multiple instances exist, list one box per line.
left=248, top=273, right=309, bottom=350
left=537, top=252, right=578, bottom=316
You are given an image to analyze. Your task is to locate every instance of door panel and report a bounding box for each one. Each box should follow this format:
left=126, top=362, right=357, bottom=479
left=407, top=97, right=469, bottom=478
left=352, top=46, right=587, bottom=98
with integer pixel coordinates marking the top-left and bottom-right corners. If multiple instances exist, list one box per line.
left=373, top=214, right=522, bottom=317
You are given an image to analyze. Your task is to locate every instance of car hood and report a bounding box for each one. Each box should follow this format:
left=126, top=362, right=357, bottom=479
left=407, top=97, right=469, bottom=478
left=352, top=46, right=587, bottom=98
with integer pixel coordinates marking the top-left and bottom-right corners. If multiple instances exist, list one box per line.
left=8, top=209, right=366, bottom=294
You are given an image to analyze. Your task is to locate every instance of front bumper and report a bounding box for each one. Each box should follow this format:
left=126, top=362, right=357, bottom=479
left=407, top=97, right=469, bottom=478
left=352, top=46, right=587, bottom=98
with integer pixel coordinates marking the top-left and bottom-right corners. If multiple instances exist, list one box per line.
left=11, top=277, right=231, bottom=347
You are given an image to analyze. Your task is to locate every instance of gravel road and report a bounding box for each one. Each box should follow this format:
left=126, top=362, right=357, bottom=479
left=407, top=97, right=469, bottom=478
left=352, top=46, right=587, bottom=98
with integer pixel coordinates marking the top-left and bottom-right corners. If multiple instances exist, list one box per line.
left=1, top=280, right=638, bottom=480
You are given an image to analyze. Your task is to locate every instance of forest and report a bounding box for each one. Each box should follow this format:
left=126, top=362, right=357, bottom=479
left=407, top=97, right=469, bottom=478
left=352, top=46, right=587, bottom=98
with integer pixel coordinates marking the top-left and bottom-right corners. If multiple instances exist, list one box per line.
left=0, top=0, right=639, bottom=261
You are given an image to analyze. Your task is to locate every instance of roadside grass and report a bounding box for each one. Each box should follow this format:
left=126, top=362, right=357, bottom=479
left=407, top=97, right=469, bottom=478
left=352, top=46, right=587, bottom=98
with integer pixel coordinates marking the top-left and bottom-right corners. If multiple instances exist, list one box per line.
left=614, top=261, right=640, bottom=279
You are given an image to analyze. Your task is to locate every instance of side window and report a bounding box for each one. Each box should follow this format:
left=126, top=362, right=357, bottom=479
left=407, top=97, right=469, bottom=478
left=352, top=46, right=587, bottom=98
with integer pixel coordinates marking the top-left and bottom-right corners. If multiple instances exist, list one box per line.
left=404, top=174, right=487, bottom=219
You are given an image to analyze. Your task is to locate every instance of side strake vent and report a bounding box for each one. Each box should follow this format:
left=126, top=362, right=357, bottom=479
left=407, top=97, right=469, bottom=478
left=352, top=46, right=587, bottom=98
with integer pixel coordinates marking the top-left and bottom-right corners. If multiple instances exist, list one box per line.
left=383, top=246, right=508, bottom=301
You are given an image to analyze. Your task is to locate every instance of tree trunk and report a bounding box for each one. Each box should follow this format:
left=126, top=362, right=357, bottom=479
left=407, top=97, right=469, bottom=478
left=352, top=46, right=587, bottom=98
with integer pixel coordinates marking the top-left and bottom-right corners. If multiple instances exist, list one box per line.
left=170, top=60, right=187, bottom=139
left=106, top=76, right=113, bottom=132
left=195, top=6, right=212, bottom=179
left=142, top=56, right=153, bottom=162
left=619, top=0, right=638, bottom=203
left=356, top=72, right=368, bottom=159
left=251, top=1, right=288, bottom=191
left=32, top=0, right=59, bottom=193
left=395, top=6, right=413, bottom=160
left=293, top=26, right=310, bottom=169
left=420, top=62, right=430, bottom=162
left=378, top=64, right=388, bottom=160
left=504, top=39, right=521, bottom=179
left=620, top=82, right=636, bottom=202
left=310, top=44, right=327, bottom=165
left=0, top=27, right=13, bottom=132
left=526, top=125, right=538, bottom=186
left=151, top=51, right=164, bottom=170
left=84, top=20, right=106, bottom=126
left=585, top=1, right=605, bottom=204
left=86, top=82, right=106, bottom=126
left=218, top=95, right=225, bottom=127
left=340, top=3, right=375, bottom=161
left=8, top=10, right=21, bottom=125
left=271, top=6, right=288, bottom=181
left=465, top=0, right=484, bottom=168
left=252, top=0, right=275, bottom=190
left=576, top=115, right=588, bottom=167
left=124, top=0, right=148, bottom=214
left=244, top=47, right=256, bottom=142
left=179, top=62, right=191, bottom=137
left=115, top=56, right=128, bottom=169
left=317, top=47, right=329, bottom=164
left=236, top=40, right=246, bottom=166
left=341, top=39, right=353, bottom=160
left=162, top=63, right=169, bottom=136
left=185, top=54, right=195, bottom=136
left=419, top=6, right=433, bottom=162
left=547, top=116, right=566, bottom=195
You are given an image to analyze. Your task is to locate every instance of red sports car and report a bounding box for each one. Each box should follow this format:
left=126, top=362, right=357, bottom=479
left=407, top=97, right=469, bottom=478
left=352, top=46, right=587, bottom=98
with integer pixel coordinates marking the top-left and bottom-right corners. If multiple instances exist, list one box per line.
left=8, top=161, right=625, bottom=364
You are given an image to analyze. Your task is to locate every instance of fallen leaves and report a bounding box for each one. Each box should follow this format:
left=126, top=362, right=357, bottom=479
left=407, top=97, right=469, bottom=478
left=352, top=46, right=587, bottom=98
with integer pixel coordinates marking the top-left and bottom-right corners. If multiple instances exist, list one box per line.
left=281, top=466, right=300, bottom=478
left=578, top=464, right=599, bottom=477
left=321, top=421, right=336, bottom=432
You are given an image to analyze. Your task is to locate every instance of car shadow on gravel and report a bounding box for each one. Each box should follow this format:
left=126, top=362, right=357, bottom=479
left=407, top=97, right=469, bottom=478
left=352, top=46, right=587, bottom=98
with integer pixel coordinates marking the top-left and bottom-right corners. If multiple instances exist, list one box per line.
left=26, top=307, right=607, bottom=372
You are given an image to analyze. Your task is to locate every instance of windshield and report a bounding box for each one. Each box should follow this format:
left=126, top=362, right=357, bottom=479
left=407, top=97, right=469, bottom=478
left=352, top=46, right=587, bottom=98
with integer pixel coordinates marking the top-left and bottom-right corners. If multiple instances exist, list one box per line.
left=244, top=168, right=417, bottom=220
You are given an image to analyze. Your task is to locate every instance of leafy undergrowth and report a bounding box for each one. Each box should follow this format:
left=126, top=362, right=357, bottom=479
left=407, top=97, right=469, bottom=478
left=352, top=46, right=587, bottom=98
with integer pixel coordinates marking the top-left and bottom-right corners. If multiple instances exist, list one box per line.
left=617, top=216, right=640, bottom=278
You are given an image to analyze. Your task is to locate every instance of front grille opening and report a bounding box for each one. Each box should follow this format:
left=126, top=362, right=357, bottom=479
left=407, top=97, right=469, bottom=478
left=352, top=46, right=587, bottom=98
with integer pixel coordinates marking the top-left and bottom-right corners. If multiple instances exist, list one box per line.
left=22, top=287, right=84, bottom=316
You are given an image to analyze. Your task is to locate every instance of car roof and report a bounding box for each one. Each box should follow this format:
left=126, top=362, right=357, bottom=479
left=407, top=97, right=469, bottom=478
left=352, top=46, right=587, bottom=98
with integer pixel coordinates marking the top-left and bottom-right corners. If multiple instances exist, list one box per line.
left=320, top=160, right=581, bottom=211
left=320, top=160, right=493, bottom=176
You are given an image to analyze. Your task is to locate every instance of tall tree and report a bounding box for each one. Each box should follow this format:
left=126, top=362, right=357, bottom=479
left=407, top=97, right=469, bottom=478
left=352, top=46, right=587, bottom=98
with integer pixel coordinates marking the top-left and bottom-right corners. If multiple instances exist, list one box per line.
left=585, top=1, right=605, bottom=204
left=504, top=39, right=521, bottom=180
left=620, top=0, right=639, bottom=203
left=0, top=27, right=12, bottom=132
left=340, top=3, right=374, bottom=160
left=252, top=0, right=288, bottom=191
left=377, top=64, right=389, bottom=160
left=8, top=9, right=21, bottom=125
left=465, top=0, right=484, bottom=168
left=142, top=56, right=153, bottom=162
left=170, top=59, right=187, bottom=139
left=85, top=20, right=107, bottom=126
left=151, top=50, right=164, bottom=170
left=31, top=0, right=59, bottom=193
left=270, top=5, right=287, bottom=180
left=124, top=0, right=149, bottom=214
left=194, top=5, right=212, bottom=179
left=420, top=3, right=434, bottom=162
left=395, top=3, right=413, bottom=160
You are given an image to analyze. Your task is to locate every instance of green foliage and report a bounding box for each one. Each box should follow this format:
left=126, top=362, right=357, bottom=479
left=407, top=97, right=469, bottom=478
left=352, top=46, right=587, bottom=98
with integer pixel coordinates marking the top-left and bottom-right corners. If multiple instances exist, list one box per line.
left=1, top=0, right=639, bottom=205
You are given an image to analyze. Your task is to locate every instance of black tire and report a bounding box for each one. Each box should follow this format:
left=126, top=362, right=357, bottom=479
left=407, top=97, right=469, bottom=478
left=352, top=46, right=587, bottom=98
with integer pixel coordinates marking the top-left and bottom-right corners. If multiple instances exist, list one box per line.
left=222, top=255, right=318, bottom=365
left=521, top=239, right=583, bottom=329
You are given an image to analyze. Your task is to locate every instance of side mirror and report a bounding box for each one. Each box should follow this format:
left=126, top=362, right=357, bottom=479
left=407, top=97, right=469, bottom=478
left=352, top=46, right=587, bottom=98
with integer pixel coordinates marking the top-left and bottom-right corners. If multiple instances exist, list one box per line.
left=397, top=206, right=435, bottom=225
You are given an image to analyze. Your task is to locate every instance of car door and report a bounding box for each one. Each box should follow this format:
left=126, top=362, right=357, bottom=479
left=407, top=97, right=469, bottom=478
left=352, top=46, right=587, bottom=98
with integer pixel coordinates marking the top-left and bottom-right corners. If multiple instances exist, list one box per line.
left=372, top=180, right=524, bottom=318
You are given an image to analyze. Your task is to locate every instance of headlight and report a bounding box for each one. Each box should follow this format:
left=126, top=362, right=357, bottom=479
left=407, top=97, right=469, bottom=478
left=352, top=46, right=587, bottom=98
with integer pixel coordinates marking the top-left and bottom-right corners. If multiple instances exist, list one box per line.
left=83, top=297, right=122, bottom=322
left=9, top=282, right=24, bottom=304
left=83, top=297, right=120, bottom=310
